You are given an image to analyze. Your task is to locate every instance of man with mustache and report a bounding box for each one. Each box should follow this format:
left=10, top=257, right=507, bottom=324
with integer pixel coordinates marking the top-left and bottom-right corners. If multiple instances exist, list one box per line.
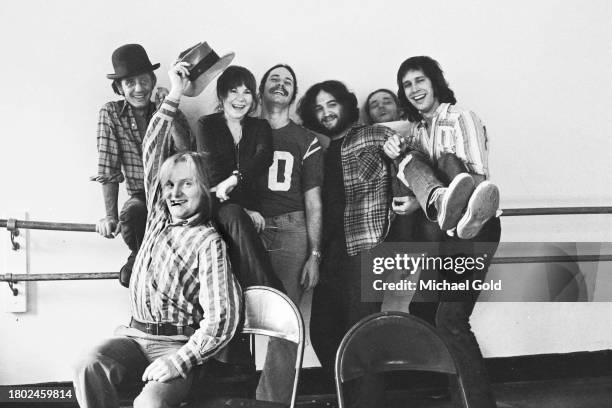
left=255, top=64, right=323, bottom=404
left=92, top=44, right=191, bottom=287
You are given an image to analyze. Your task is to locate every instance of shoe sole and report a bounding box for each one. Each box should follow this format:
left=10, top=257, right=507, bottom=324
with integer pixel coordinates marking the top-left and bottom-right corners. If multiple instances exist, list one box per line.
left=457, top=181, right=500, bottom=240
left=438, top=173, right=475, bottom=231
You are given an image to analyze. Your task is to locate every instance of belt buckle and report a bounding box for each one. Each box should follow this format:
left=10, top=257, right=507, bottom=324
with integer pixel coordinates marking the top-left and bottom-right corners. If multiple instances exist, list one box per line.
left=148, top=322, right=164, bottom=335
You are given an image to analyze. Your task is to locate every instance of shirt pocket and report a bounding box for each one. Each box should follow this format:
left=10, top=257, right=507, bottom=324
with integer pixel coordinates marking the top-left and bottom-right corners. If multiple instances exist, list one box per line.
left=356, top=145, right=384, bottom=182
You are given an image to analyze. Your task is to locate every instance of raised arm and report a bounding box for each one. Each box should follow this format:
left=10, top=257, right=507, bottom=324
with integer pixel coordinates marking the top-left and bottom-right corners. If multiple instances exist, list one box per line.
left=141, top=62, right=193, bottom=210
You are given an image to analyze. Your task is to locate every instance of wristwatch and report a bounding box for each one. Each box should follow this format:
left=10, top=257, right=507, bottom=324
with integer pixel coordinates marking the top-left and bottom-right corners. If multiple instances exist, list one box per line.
left=311, top=249, right=322, bottom=262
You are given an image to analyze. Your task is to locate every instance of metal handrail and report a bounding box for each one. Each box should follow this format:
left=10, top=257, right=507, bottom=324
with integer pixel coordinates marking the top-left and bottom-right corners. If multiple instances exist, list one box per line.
left=1, top=255, right=611, bottom=283
left=1, top=206, right=611, bottom=284
left=1, top=207, right=612, bottom=233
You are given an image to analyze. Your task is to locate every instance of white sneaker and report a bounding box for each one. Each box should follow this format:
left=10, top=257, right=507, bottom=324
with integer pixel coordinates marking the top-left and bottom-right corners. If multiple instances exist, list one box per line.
left=456, top=181, right=500, bottom=240
left=436, top=173, right=475, bottom=231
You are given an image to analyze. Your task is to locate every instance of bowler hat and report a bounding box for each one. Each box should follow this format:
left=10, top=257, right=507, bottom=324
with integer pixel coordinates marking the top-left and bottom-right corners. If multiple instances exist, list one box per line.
left=177, top=42, right=235, bottom=97
left=107, top=44, right=160, bottom=80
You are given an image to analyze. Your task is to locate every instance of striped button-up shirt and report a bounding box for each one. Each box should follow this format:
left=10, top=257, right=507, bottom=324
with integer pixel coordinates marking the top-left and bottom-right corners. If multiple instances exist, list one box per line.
left=341, top=124, right=394, bottom=256
left=91, top=99, right=192, bottom=195
left=404, top=103, right=490, bottom=178
left=130, top=98, right=242, bottom=377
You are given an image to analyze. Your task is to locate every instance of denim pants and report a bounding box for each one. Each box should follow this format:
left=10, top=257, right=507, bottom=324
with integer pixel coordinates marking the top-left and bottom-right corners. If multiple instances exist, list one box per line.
left=119, top=193, right=147, bottom=253
left=399, top=151, right=470, bottom=220
left=256, top=211, right=308, bottom=403
left=73, top=330, right=199, bottom=408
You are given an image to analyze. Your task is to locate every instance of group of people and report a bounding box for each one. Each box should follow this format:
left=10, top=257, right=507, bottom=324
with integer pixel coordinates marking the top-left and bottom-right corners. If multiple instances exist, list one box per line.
left=73, top=42, right=501, bottom=408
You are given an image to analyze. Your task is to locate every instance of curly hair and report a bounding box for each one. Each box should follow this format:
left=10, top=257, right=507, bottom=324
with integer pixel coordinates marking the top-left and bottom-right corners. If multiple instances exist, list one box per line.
left=297, top=80, right=359, bottom=135
left=396, top=56, right=456, bottom=122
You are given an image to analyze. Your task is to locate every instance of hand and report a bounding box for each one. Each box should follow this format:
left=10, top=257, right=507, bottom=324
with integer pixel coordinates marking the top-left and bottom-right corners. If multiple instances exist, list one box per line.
left=383, top=134, right=404, bottom=160
left=154, top=87, right=169, bottom=108
left=142, top=356, right=180, bottom=383
left=167, top=61, right=192, bottom=99
left=215, top=175, right=238, bottom=202
left=95, top=216, right=120, bottom=238
left=244, top=209, right=265, bottom=233
left=392, top=196, right=420, bottom=215
left=300, top=255, right=320, bottom=291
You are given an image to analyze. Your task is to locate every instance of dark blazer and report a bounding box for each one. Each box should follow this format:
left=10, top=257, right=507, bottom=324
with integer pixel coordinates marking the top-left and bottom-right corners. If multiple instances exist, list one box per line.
left=197, top=112, right=273, bottom=208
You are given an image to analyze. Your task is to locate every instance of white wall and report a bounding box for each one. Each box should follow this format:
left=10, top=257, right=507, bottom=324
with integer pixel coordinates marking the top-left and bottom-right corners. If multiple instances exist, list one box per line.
left=1, top=0, right=612, bottom=384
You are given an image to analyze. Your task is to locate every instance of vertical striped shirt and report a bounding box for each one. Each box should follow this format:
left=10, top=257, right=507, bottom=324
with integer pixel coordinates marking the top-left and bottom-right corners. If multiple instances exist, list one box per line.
left=405, top=103, right=490, bottom=178
left=130, top=98, right=242, bottom=378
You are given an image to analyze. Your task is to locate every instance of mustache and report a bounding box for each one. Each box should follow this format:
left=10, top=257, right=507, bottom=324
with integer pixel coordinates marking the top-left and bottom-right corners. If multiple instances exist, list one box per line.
left=269, top=84, right=289, bottom=96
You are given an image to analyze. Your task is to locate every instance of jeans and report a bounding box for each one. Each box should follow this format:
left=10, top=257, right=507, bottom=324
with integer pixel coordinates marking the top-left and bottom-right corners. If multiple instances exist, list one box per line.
left=119, top=193, right=147, bottom=253
left=73, top=333, right=198, bottom=408
left=256, top=211, right=308, bottom=403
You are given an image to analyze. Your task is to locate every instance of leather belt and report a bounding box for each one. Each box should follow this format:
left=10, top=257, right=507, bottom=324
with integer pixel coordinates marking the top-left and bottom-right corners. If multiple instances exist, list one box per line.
left=130, top=318, right=197, bottom=336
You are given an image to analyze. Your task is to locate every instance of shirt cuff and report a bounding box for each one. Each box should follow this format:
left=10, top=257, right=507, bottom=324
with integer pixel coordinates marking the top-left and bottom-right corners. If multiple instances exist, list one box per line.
left=90, top=173, right=124, bottom=184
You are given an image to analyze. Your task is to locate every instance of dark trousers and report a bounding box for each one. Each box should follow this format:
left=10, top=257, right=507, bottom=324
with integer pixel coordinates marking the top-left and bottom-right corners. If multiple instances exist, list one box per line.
left=212, top=201, right=282, bottom=290
left=411, top=217, right=501, bottom=408
left=119, top=193, right=147, bottom=253
left=310, top=230, right=383, bottom=408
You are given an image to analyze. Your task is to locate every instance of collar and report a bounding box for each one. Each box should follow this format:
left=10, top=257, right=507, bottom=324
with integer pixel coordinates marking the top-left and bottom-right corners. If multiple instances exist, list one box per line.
left=419, top=103, right=450, bottom=129
left=168, top=212, right=204, bottom=227
left=119, top=99, right=156, bottom=118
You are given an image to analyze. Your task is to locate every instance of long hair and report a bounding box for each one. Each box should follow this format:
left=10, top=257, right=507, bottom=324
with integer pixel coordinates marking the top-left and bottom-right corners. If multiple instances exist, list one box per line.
left=364, top=88, right=400, bottom=124
left=396, top=56, right=456, bottom=122
left=297, top=80, right=359, bottom=134
left=259, top=63, right=298, bottom=105
left=216, top=65, right=259, bottom=115
left=158, top=152, right=213, bottom=223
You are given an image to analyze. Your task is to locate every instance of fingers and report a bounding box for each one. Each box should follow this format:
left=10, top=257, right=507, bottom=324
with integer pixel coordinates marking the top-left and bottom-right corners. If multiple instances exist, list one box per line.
left=142, top=360, right=169, bottom=382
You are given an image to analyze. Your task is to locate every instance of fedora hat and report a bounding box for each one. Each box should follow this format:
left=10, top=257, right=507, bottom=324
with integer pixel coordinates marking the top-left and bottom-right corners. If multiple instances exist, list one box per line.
left=107, top=44, right=160, bottom=80
left=177, top=42, right=235, bottom=97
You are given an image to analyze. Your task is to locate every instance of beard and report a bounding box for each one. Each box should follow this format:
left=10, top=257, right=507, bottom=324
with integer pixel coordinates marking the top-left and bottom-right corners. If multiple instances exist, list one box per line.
left=318, top=109, right=353, bottom=137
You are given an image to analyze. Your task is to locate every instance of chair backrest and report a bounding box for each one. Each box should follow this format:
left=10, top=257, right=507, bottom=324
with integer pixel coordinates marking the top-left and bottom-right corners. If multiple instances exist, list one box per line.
left=335, top=311, right=468, bottom=408
left=243, top=286, right=305, bottom=408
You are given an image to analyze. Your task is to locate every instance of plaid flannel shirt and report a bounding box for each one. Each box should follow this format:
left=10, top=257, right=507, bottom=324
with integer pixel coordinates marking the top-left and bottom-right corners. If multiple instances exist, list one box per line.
left=130, top=98, right=242, bottom=378
left=341, top=124, right=394, bottom=256
left=91, top=99, right=193, bottom=195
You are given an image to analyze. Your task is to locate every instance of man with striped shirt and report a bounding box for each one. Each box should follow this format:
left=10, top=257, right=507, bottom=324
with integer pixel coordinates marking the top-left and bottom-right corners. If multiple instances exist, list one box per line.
left=74, top=61, right=241, bottom=408
left=389, top=56, right=502, bottom=408
left=254, top=64, right=323, bottom=404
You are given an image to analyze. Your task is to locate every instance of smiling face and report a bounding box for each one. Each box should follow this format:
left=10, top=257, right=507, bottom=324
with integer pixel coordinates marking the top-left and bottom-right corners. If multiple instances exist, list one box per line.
left=367, top=91, right=400, bottom=124
left=162, top=161, right=203, bottom=222
left=222, top=84, right=253, bottom=121
left=401, top=69, right=440, bottom=118
left=314, top=90, right=345, bottom=135
left=262, top=66, right=295, bottom=108
left=119, top=72, right=154, bottom=109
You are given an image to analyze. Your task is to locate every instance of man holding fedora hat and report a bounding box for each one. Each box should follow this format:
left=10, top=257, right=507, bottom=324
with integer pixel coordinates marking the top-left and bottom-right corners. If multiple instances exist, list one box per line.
left=91, top=43, right=193, bottom=287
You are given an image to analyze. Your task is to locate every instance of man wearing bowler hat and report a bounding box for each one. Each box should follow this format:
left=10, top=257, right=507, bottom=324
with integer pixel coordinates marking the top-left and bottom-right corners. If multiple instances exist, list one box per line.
left=91, top=44, right=192, bottom=287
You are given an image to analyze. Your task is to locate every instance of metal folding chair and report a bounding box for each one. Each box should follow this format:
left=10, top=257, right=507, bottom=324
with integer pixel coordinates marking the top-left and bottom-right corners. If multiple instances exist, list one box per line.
left=334, top=311, right=469, bottom=408
left=188, top=286, right=305, bottom=408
